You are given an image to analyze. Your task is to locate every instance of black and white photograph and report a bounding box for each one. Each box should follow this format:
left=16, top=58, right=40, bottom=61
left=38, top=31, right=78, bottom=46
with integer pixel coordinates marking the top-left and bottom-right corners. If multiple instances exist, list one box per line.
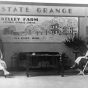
left=0, top=0, right=88, bottom=88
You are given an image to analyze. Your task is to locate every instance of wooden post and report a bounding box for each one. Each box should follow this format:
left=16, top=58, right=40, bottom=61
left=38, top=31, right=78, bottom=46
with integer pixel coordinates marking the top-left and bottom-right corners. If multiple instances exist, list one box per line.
left=26, top=54, right=29, bottom=77
left=60, top=54, right=64, bottom=77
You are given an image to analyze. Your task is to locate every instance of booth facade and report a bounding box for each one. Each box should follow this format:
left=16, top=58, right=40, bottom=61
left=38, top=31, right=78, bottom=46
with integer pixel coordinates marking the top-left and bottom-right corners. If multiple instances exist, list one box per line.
left=0, top=1, right=88, bottom=69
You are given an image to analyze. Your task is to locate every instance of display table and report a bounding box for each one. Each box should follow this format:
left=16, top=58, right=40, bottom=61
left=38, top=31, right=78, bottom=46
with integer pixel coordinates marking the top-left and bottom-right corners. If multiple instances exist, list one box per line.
left=14, top=52, right=65, bottom=77
left=25, top=53, right=64, bottom=77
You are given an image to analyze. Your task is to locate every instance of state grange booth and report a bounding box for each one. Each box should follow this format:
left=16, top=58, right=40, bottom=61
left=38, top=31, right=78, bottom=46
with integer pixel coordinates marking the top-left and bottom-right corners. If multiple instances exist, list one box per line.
left=0, top=1, right=88, bottom=74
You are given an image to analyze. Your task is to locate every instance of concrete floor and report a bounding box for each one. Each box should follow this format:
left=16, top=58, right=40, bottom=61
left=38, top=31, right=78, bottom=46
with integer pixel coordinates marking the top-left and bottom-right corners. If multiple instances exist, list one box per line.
left=0, top=70, right=88, bottom=88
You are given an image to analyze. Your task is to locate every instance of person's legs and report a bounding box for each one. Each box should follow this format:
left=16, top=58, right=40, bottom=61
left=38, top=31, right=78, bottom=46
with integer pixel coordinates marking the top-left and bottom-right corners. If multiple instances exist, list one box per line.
left=78, top=58, right=88, bottom=75
left=0, top=67, right=10, bottom=77
left=71, top=56, right=86, bottom=69
left=3, top=69, right=10, bottom=75
left=0, top=60, right=11, bottom=77
left=75, top=56, right=83, bottom=64
left=71, top=56, right=83, bottom=69
left=70, top=63, right=78, bottom=69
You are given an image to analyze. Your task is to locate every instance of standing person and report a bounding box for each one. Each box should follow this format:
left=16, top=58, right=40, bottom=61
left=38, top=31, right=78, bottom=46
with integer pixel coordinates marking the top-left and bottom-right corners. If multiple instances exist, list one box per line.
left=71, top=44, right=88, bottom=75
left=0, top=49, right=11, bottom=77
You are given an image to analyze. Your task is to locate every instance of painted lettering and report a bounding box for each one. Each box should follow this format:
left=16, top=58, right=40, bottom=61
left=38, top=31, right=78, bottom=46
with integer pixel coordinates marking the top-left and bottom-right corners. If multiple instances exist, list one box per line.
left=49, top=9, right=54, bottom=13
left=68, top=9, right=72, bottom=13
left=37, top=7, right=72, bottom=14
left=2, top=7, right=5, bottom=12
left=37, top=8, right=41, bottom=13
left=62, top=8, right=67, bottom=13
left=0, top=6, right=72, bottom=15
left=26, top=7, right=30, bottom=12
left=43, top=8, right=48, bottom=13
left=19, top=7, right=23, bottom=12
left=23, top=18, right=38, bottom=21
left=55, top=9, right=60, bottom=13
left=1, top=17, right=20, bottom=21
left=7, top=7, right=12, bottom=12
left=13, top=7, right=18, bottom=12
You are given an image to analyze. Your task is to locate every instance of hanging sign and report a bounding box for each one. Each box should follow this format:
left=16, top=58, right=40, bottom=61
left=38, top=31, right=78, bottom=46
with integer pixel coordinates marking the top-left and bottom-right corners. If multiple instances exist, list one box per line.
left=0, top=4, right=85, bottom=16
left=0, top=16, right=78, bottom=42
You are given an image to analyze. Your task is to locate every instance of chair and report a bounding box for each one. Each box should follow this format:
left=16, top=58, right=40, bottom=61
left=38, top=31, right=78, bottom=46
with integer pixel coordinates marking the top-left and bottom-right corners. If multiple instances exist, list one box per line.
left=83, top=61, right=88, bottom=72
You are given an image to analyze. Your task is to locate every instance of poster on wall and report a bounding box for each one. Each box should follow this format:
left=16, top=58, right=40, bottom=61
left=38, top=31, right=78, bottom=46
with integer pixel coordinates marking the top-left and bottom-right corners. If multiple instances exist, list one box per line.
left=0, top=16, right=78, bottom=42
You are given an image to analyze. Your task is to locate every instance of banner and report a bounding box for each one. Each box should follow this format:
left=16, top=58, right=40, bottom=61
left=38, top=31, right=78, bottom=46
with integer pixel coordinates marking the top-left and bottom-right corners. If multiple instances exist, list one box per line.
left=0, top=16, right=78, bottom=42
left=0, top=4, right=86, bottom=16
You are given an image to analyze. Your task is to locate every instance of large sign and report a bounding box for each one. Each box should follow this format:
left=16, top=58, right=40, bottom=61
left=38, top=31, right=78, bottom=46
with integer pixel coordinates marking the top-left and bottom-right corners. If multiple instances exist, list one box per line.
left=0, top=4, right=85, bottom=16
left=0, top=16, right=78, bottom=42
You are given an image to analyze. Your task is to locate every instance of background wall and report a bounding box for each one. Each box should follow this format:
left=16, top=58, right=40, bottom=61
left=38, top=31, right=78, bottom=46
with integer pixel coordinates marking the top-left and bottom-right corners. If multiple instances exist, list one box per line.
left=0, top=1, right=87, bottom=68
left=2, top=17, right=86, bottom=68
left=3, top=42, right=74, bottom=67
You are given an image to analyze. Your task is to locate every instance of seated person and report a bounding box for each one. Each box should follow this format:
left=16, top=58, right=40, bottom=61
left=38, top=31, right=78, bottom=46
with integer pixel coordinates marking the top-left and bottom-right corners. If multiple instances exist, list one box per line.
left=0, top=49, right=11, bottom=77
left=78, top=58, right=88, bottom=75
left=71, top=44, right=88, bottom=75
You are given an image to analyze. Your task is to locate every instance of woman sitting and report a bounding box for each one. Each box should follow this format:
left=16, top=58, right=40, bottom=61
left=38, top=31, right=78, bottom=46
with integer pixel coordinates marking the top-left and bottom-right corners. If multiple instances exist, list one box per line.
left=71, top=44, right=88, bottom=75
left=0, top=49, right=11, bottom=77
